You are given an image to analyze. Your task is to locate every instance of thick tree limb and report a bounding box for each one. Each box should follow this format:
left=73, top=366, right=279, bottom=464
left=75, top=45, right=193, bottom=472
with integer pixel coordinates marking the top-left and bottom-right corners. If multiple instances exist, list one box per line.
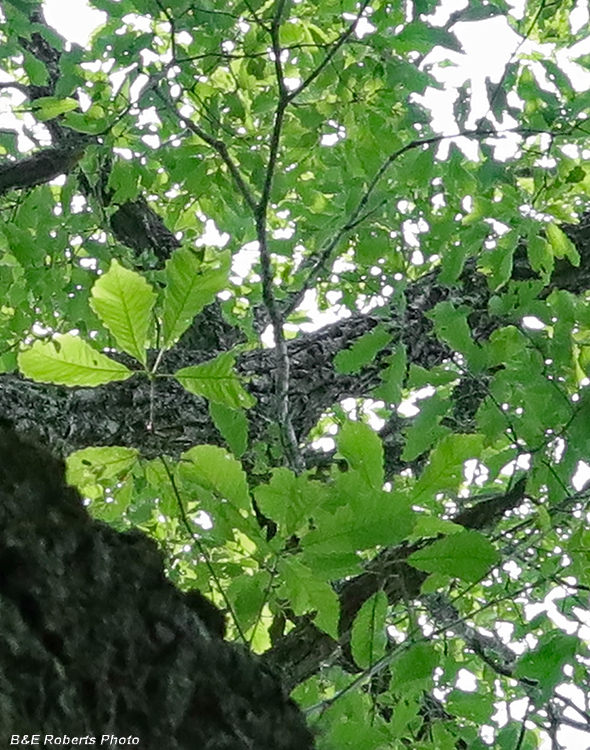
left=266, top=477, right=528, bottom=689
left=0, top=145, right=85, bottom=195
left=0, top=420, right=315, bottom=747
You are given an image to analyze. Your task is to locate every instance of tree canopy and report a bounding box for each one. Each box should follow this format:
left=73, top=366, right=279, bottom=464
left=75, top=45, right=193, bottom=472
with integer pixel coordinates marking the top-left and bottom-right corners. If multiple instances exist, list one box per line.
left=1, top=0, right=590, bottom=747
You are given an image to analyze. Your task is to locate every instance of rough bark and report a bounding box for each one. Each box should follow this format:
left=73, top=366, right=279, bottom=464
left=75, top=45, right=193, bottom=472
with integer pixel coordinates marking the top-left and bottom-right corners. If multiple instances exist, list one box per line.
left=0, top=420, right=315, bottom=748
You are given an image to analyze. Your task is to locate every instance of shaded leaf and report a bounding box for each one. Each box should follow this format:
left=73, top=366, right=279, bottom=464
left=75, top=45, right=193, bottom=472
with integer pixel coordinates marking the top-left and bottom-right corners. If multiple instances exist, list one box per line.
left=391, top=642, right=438, bottom=690
left=337, top=420, right=383, bottom=490
left=351, top=591, right=388, bottom=669
left=209, top=401, right=249, bottom=458
left=175, top=352, right=255, bottom=409
left=408, top=529, right=499, bottom=582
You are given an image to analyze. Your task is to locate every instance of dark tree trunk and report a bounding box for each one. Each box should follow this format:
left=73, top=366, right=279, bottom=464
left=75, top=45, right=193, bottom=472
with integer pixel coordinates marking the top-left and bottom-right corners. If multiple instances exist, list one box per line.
left=0, top=421, right=315, bottom=748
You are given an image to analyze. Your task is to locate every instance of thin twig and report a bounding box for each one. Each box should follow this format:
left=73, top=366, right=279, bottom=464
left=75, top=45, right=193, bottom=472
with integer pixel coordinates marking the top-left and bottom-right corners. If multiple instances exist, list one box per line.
left=515, top=700, right=533, bottom=750
left=253, top=0, right=304, bottom=472
left=156, top=87, right=258, bottom=212
left=485, top=0, right=548, bottom=122
left=0, top=81, right=29, bottom=95
left=173, top=42, right=345, bottom=67
left=242, top=0, right=271, bottom=31
left=287, top=0, right=371, bottom=102
left=306, top=578, right=539, bottom=719
left=159, top=456, right=248, bottom=644
left=283, top=126, right=562, bottom=318
left=154, top=0, right=178, bottom=62
left=554, top=692, right=590, bottom=723
left=284, top=132, right=449, bottom=316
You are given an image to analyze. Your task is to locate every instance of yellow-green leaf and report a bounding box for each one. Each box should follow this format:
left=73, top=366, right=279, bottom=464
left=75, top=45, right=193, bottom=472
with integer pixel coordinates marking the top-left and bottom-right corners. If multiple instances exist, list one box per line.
left=546, top=222, right=580, bottom=266
left=163, top=247, right=230, bottom=348
left=90, top=260, right=155, bottom=364
left=18, top=334, right=132, bottom=386
left=33, top=96, right=79, bottom=121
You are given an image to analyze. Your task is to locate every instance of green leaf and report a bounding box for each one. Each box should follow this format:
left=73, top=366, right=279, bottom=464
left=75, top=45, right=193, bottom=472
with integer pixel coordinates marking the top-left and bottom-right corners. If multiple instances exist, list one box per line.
left=514, top=630, right=578, bottom=699
left=66, top=446, right=138, bottom=489
left=23, top=51, right=48, bottom=86
left=428, top=301, right=484, bottom=370
left=209, top=401, right=249, bottom=458
left=279, top=558, right=340, bottom=639
left=350, top=591, right=388, bottom=669
left=439, top=243, right=469, bottom=285
left=163, top=247, right=231, bottom=348
left=337, top=420, right=383, bottom=489
left=90, top=260, right=155, bottom=365
left=476, top=397, right=508, bottom=445
left=1, top=1, right=588, bottom=732
left=303, top=473, right=415, bottom=568
left=486, top=325, right=527, bottom=367
left=407, top=529, right=499, bottom=582
left=567, top=527, right=590, bottom=585
left=479, top=233, right=516, bottom=290
left=372, top=344, right=406, bottom=404
left=227, top=571, right=269, bottom=634
left=18, top=334, right=132, bottom=386
left=408, top=364, right=459, bottom=388
left=107, top=159, right=140, bottom=203
left=457, top=3, right=505, bottom=20
left=175, top=352, right=255, bottom=409
left=179, top=444, right=250, bottom=509
left=546, top=222, right=580, bottom=266
left=334, top=324, right=392, bottom=375
left=61, top=111, right=108, bottom=134
left=409, top=515, right=464, bottom=540
left=401, top=393, right=451, bottom=461
left=496, top=725, right=522, bottom=750
left=255, top=468, right=326, bottom=535
left=314, top=590, right=341, bottom=640
left=415, top=433, right=483, bottom=500
left=33, top=96, right=79, bottom=121
left=349, top=489, right=415, bottom=549
left=356, top=231, right=390, bottom=265
left=394, top=22, right=462, bottom=53
left=1, top=223, right=43, bottom=267
left=447, top=690, right=495, bottom=723
left=391, top=642, right=438, bottom=690
left=528, top=232, right=554, bottom=278
left=90, top=478, right=134, bottom=523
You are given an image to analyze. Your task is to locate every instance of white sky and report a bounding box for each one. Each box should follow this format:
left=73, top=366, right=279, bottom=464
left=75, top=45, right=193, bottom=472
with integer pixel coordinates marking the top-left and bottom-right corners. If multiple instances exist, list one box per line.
left=43, top=0, right=106, bottom=46
left=5, top=2, right=590, bottom=746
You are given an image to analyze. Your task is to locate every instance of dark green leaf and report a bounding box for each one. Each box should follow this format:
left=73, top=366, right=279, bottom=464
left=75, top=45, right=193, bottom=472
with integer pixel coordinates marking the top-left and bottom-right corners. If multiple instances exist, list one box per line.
left=408, top=530, right=499, bottom=582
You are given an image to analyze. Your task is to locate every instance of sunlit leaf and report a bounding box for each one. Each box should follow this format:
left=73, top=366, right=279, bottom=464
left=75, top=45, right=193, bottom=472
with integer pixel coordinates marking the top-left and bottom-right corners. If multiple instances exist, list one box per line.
left=90, top=260, right=155, bottom=365
left=18, top=334, right=132, bottom=386
left=163, top=247, right=231, bottom=347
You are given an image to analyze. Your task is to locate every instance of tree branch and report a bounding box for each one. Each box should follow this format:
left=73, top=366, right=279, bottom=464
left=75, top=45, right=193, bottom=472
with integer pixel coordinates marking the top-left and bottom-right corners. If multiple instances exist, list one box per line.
left=252, top=0, right=305, bottom=472
left=287, top=0, right=372, bottom=102
left=283, top=126, right=563, bottom=318
left=0, top=81, right=29, bottom=95
left=159, top=89, right=258, bottom=213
